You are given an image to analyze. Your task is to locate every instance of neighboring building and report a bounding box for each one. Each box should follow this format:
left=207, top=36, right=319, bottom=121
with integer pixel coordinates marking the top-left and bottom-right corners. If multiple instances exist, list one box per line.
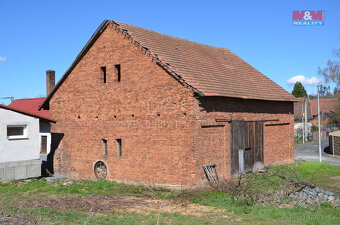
left=329, top=131, right=340, bottom=156
left=40, top=20, right=296, bottom=186
left=0, top=101, right=55, bottom=181
left=294, top=122, right=312, bottom=137
left=9, top=97, right=54, bottom=162
left=294, top=97, right=338, bottom=123
left=293, top=97, right=312, bottom=120
left=309, top=98, right=338, bottom=125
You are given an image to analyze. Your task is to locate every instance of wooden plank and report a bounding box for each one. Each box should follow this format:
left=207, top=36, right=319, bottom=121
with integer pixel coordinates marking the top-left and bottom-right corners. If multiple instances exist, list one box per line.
left=231, top=120, right=240, bottom=175
left=258, top=121, right=264, bottom=162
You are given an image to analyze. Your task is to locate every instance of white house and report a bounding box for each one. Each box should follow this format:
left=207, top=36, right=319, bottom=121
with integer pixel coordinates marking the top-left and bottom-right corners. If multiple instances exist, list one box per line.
left=0, top=71, right=56, bottom=181
left=0, top=102, right=55, bottom=181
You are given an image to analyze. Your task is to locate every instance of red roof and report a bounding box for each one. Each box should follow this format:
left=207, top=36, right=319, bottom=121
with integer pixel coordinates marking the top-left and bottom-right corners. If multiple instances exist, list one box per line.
left=293, top=97, right=338, bottom=119
left=309, top=98, right=338, bottom=117
left=2, top=97, right=55, bottom=122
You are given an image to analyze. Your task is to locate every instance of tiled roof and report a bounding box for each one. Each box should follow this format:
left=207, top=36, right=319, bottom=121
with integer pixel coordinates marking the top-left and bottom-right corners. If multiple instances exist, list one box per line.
left=309, top=98, right=338, bottom=117
left=40, top=20, right=296, bottom=110
left=293, top=97, right=312, bottom=119
left=114, top=21, right=295, bottom=101
left=5, top=97, right=55, bottom=122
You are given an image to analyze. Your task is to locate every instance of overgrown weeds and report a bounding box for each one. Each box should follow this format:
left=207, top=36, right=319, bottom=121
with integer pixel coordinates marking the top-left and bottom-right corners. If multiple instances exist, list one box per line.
left=210, top=164, right=316, bottom=205
left=0, top=162, right=339, bottom=224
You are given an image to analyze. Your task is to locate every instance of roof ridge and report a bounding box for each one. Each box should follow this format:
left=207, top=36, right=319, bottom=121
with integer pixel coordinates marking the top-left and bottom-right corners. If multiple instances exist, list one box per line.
left=113, top=20, right=227, bottom=50
left=112, top=20, right=204, bottom=96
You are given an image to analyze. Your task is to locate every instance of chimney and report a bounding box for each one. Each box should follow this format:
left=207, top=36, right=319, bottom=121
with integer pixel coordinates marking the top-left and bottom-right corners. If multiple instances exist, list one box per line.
left=46, top=70, right=55, bottom=96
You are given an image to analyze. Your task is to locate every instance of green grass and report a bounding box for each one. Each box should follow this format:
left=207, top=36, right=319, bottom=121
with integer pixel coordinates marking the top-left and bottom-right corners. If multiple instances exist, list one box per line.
left=0, top=162, right=339, bottom=224
left=183, top=191, right=339, bottom=225
left=280, top=161, right=340, bottom=194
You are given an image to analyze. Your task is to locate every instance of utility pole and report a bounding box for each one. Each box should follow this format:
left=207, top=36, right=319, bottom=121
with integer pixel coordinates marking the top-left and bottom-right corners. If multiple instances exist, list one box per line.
left=302, top=102, right=305, bottom=144
left=304, top=96, right=308, bottom=142
left=317, top=85, right=322, bottom=162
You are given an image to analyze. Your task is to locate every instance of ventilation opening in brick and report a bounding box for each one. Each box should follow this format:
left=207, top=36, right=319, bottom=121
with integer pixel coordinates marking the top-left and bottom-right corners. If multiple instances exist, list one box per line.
left=94, top=161, right=107, bottom=180
left=115, top=64, right=121, bottom=82
left=101, top=66, right=106, bottom=83
left=116, top=139, right=122, bottom=156
left=102, top=139, right=108, bottom=157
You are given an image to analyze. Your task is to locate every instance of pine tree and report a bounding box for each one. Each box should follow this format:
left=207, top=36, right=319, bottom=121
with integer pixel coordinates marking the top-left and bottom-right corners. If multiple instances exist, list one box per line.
left=292, top=82, right=308, bottom=97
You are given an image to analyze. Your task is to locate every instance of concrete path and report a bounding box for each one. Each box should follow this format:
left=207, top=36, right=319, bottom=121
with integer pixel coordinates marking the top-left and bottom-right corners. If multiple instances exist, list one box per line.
left=294, top=139, right=340, bottom=167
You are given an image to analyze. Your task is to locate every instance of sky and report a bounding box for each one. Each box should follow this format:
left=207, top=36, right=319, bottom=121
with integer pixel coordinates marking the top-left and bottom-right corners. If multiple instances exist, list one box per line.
left=0, top=0, right=339, bottom=105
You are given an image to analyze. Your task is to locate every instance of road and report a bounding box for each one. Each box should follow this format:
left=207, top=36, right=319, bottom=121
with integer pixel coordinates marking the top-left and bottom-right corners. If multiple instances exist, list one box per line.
left=294, top=139, right=340, bottom=167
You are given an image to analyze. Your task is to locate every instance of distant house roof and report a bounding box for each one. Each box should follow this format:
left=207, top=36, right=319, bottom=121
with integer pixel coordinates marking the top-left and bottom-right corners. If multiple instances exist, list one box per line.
left=40, top=20, right=295, bottom=109
left=293, top=97, right=312, bottom=119
left=309, top=98, right=338, bottom=117
left=293, top=97, right=338, bottom=119
left=1, top=97, right=55, bottom=122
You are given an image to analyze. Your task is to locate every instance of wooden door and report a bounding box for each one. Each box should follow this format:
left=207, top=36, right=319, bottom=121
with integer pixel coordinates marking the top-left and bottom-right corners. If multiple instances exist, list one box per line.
left=231, top=121, right=263, bottom=176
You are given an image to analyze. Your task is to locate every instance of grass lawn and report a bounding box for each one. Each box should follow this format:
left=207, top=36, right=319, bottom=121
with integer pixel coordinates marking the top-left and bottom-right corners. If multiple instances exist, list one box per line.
left=0, top=162, right=339, bottom=224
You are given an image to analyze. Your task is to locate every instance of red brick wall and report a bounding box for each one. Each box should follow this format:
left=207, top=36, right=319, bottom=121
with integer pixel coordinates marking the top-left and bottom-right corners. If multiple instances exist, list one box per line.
left=193, top=97, right=294, bottom=185
left=50, top=24, right=294, bottom=186
left=263, top=123, right=294, bottom=165
left=50, top=24, right=197, bottom=186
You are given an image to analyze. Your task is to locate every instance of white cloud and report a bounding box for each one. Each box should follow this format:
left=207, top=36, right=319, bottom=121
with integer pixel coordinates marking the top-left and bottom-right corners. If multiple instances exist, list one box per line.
left=287, top=75, right=322, bottom=86
left=0, top=56, right=6, bottom=62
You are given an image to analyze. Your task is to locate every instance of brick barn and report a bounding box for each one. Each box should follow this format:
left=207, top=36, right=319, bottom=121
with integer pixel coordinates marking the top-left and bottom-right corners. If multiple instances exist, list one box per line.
left=40, top=20, right=296, bottom=186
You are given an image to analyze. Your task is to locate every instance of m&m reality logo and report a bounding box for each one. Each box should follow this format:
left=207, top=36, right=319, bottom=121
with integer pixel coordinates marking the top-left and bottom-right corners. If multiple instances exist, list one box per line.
left=292, top=10, right=324, bottom=26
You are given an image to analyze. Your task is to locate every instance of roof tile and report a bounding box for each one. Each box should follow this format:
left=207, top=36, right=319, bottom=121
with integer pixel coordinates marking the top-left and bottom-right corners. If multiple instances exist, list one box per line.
left=115, top=21, right=295, bottom=101
left=8, top=98, right=54, bottom=121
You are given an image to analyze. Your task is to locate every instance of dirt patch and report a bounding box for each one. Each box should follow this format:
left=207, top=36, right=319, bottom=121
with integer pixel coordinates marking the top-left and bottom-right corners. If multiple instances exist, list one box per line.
left=330, top=176, right=340, bottom=186
left=330, top=176, right=340, bottom=180
left=20, top=195, right=226, bottom=217
left=0, top=209, right=38, bottom=225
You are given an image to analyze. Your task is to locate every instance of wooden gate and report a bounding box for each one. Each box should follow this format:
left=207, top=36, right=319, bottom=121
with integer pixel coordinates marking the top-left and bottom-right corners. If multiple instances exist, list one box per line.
left=231, top=121, right=264, bottom=176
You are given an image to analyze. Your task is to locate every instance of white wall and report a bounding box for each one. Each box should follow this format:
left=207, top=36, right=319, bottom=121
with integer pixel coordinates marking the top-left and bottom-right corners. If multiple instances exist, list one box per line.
left=0, top=108, right=40, bottom=162
left=294, top=122, right=312, bottom=137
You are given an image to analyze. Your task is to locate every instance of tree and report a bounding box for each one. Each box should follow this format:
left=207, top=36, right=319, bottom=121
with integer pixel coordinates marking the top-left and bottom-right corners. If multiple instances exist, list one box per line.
left=319, top=48, right=340, bottom=124
left=318, top=48, right=340, bottom=89
left=292, top=82, right=308, bottom=98
left=318, top=85, right=331, bottom=97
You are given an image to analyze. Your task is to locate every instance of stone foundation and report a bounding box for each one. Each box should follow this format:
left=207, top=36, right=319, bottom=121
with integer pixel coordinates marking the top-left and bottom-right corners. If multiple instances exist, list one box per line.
left=0, top=159, right=41, bottom=182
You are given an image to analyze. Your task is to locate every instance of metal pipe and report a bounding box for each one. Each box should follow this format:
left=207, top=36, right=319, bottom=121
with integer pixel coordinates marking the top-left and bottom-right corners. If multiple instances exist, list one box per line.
left=318, top=86, right=322, bottom=162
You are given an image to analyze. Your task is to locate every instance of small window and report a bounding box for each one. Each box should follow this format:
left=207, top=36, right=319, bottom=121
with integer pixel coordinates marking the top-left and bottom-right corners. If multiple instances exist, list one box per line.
left=115, top=64, right=121, bottom=82
left=101, top=66, right=106, bottom=83
left=116, top=139, right=122, bottom=156
left=40, top=136, right=47, bottom=154
left=102, top=139, right=108, bottom=157
left=7, top=125, right=27, bottom=139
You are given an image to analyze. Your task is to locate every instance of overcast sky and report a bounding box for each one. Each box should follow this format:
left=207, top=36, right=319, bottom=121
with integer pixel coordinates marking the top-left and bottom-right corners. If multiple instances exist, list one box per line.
left=0, top=0, right=339, bottom=105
